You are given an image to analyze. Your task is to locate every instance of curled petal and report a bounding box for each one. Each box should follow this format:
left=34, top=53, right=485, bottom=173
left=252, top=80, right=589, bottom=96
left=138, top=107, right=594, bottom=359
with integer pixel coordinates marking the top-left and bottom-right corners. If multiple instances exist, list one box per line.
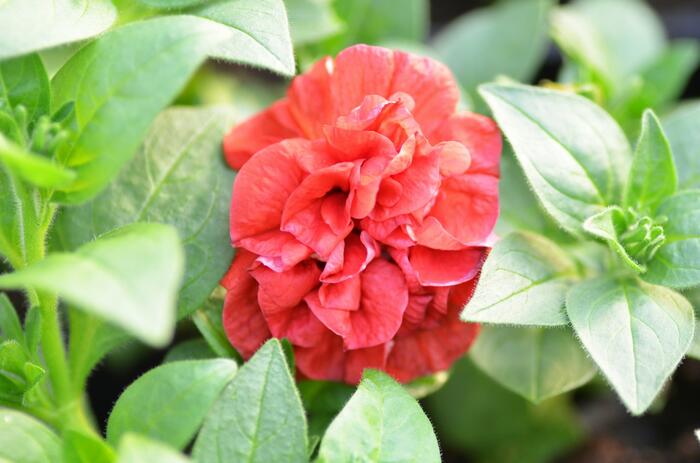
left=321, top=232, right=379, bottom=283
left=408, top=246, right=484, bottom=287
left=433, top=141, right=471, bottom=177
left=431, top=112, right=501, bottom=176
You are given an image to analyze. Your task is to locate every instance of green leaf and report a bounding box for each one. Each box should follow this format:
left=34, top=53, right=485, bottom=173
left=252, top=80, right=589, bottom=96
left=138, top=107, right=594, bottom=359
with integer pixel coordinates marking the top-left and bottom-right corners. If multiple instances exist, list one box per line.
left=163, top=339, right=216, bottom=363
left=23, top=306, right=42, bottom=357
left=138, top=0, right=213, bottom=8
left=63, top=430, right=116, bottom=463
left=0, top=223, right=184, bottom=346
left=50, top=16, right=232, bottom=204
left=479, top=83, right=631, bottom=234
left=433, top=0, right=551, bottom=104
left=583, top=206, right=645, bottom=273
left=54, top=107, right=235, bottom=317
left=192, top=298, right=240, bottom=360
left=645, top=191, right=700, bottom=289
left=0, top=0, right=117, bottom=60
left=116, top=434, right=191, bottom=463
left=662, top=101, right=700, bottom=190
left=471, top=325, right=596, bottom=403
left=316, top=370, right=440, bottom=463
left=0, top=408, right=61, bottom=463
left=193, top=339, right=307, bottom=463
left=566, top=277, right=694, bottom=414
left=462, top=231, right=577, bottom=326
left=0, top=133, right=75, bottom=188
left=624, top=109, right=677, bottom=212
left=192, top=0, right=295, bottom=75
left=332, top=0, right=427, bottom=45
left=107, top=359, right=237, bottom=450
left=285, top=0, right=343, bottom=45
left=0, top=340, right=46, bottom=404
left=0, top=293, right=23, bottom=343
left=0, top=54, right=50, bottom=124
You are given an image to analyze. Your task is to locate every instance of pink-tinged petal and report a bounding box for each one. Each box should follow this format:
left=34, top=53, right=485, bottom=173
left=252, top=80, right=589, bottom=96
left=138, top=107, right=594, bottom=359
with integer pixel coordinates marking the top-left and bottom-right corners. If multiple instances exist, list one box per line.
left=223, top=100, right=301, bottom=169
left=389, top=50, right=459, bottom=136
left=323, top=125, right=397, bottom=163
left=360, top=215, right=417, bottom=249
left=413, top=172, right=499, bottom=249
left=305, top=290, right=351, bottom=338
left=321, top=192, right=350, bottom=235
left=319, top=276, right=361, bottom=311
left=408, top=246, right=484, bottom=287
left=221, top=250, right=270, bottom=359
left=431, top=112, right=501, bottom=176
left=387, top=247, right=421, bottom=292
left=237, top=231, right=311, bottom=272
left=281, top=163, right=356, bottom=257
left=344, top=345, right=388, bottom=384
left=288, top=57, right=336, bottom=139
left=336, top=94, right=393, bottom=131
left=295, top=329, right=345, bottom=382
left=250, top=260, right=320, bottom=308
left=377, top=177, right=403, bottom=207
left=320, top=232, right=379, bottom=283
left=433, top=141, right=471, bottom=177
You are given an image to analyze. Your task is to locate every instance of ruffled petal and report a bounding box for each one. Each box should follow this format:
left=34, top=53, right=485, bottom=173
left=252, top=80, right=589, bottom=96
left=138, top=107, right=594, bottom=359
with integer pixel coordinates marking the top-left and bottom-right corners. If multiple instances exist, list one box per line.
left=295, top=329, right=345, bottom=381
left=288, top=57, right=336, bottom=139
left=408, top=246, right=484, bottom=287
left=320, top=232, right=379, bottom=283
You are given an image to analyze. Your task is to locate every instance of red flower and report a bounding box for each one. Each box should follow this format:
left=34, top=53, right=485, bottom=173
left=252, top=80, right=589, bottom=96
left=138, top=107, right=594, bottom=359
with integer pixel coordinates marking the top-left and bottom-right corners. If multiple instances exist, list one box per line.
left=221, top=45, right=501, bottom=383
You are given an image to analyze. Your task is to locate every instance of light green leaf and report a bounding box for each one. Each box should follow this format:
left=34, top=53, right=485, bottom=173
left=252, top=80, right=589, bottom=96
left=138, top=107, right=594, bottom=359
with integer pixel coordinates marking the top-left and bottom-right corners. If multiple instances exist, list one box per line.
left=434, top=0, right=551, bottom=103
left=583, top=206, right=645, bottom=273
left=480, top=83, right=631, bottom=234
left=0, top=223, right=184, bottom=346
left=0, top=133, right=75, bottom=188
left=624, top=109, right=677, bottom=212
left=108, top=359, right=237, bottom=450
left=53, top=107, right=236, bottom=318
left=138, top=0, right=214, bottom=8
left=50, top=16, right=231, bottom=204
left=0, top=408, right=61, bottom=463
left=316, top=370, right=440, bottom=463
left=63, top=430, right=116, bottom=463
left=0, top=293, right=23, bottom=343
left=193, top=0, right=295, bottom=75
left=662, top=101, right=700, bottom=190
left=0, top=54, right=50, bottom=124
left=285, top=0, right=343, bottom=45
left=471, top=325, right=596, bottom=403
left=0, top=0, right=117, bottom=60
left=566, top=277, right=694, bottom=414
left=116, top=434, right=191, bottom=463
left=163, top=339, right=216, bottom=363
left=645, top=190, right=700, bottom=289
left=462, top=231, right=576, bottom=326
left=193, top=339, right=307, bottom=463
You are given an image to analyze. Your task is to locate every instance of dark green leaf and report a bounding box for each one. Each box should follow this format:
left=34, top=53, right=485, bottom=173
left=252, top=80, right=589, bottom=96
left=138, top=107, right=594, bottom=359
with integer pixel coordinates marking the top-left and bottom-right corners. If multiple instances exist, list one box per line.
left=63, top=430, right=116, bottom=463
left=645, top=191, right=700, bottom=288
left=0, top=54, right=50, bottom=124
left=662, top=101, right=700, bottom=190
left=434, top=0, right=551, bottom=104
left=316, top=370, right=440, bottom=463
left=624, top=109, right=677, bottom=212
left=0, top=0, right=117, bottom=60
left=462, top=231, right=577, bottom=326
left=0, top=408, right=61, bottom=463
left=0, top=134, right=75, bottom=188
left=116, top=434, right=191, bottom=463
left=480, top=83, right=631, bottom=234
left=0, top=223, right=184, bottom=346
left=193, top=339, right=307, bottom=463
left=0, top=293, right=22, bottom=343
left=471, top=325, right=596, bottom=403
left=566, top=277, right=694, bottom=414
left=54, top=107, right=236, bottom=317
left=107, top=359, right=237, bottom=450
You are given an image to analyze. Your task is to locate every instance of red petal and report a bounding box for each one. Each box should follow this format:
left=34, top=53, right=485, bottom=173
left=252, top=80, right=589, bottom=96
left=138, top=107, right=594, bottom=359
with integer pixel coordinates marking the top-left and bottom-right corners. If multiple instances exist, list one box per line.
left=288, top=58, right=336, bottom=139
left=295, top=329, right=345, bottom=381
left=344, top=345, right=388, bottom=384
left=433, top=141, right=471, bottom=177
left=320, top=232, right=379, bottom=283
left=408, top=246, right=484, bottom=287
left=319, top=276, right=362, bottom=311
left=305, top=290, right=351, bottom=338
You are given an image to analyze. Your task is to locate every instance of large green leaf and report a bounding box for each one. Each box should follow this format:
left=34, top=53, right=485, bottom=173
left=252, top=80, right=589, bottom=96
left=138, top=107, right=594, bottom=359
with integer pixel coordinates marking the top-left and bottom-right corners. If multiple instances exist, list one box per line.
left=623, top=109, right=677, bottom=213
left=462, top=231, right=576, bottom=326
left=0, top=54, right=50, bottom=124
left=471, top=325, right=596, bottom=403
left=54, top=107, right=235, bottom=317
left=0, top=408, right=61, bottom=463
left=316, top=370, right=440, bottom=463
left=0, top=223, right=184, bottom=346
left=662, top=101, right=700, bottom=190
left=107, top=359, right=237, bottom=450
left=116, top=434, right=191, bottom=463
left=566, top=277, right=694, bottom=414
left=645, top=191, right=700, bottom=289
left=193, top=339, right=307, bottom=463
left=480, top=83, right=630, bottom=234
left=0, top=0, right=117, bottom=60
left=433, top=0, right=551, bottom=103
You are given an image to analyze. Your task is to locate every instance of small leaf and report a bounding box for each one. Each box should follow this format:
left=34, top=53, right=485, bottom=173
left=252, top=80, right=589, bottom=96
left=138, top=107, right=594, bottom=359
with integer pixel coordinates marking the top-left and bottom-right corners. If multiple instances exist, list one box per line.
left=0, top=54, right=50, bottom=123
left=434, top=0, right=552, bottom=105
left=624, top=110, right=677, bottom=212
left=0, top=0, right=117, bottom=60
left=193, top=339, right=307, bottom=463
left=107, top=359, right=237, bottom=450
left=662, top=102, right=700, bottom=190
left=645, top=191, right=700, bottom=289
left=462, top=231, right=577, bottom=326
left=0, top=408, right=61, bottom=463
left=566, top=277, right=694, bottom=414
left=0, top=223, right=184, bottom=346
left=63, top=430, right=116, bottom=463
left=316, top=370, right=440, bottom=463
left=116, top=434, right=191, bottom=463
left=0, top=293, right=23, bottom=344
left=0, top=133, right=75, bottom=188
left=479, top=83, right=631, bottom=234
left=471, top=325, right=596, bottom=403
left=583, top=206, right=645, bottom=273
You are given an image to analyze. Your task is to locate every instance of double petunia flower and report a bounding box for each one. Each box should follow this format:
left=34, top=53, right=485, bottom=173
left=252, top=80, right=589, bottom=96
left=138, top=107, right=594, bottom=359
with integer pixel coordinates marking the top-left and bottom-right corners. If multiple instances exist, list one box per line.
left=222, top=44, right=501, bottom=383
